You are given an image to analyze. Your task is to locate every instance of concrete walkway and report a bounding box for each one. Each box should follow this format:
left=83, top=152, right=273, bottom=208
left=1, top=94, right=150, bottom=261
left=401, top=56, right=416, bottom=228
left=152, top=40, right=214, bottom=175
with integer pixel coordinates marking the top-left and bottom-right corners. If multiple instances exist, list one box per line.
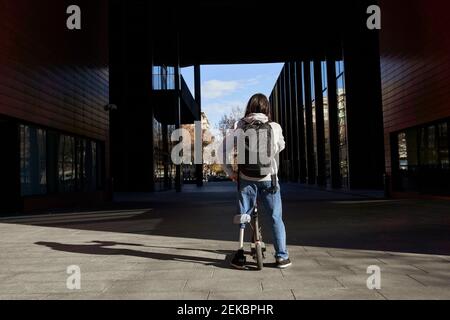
left=0, top=183, right=449, bottom=300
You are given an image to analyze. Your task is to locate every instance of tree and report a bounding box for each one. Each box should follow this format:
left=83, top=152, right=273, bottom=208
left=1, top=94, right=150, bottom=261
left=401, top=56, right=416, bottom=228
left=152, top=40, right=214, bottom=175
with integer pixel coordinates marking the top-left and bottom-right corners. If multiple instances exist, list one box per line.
left=217, top=106, right=244, bottom=137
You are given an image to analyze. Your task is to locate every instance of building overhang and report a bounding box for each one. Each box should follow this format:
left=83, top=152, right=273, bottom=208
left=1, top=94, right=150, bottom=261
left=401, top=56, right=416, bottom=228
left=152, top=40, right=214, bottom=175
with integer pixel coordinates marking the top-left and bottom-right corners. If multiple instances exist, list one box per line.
left=147, top=0, right=372, bottom=67
left=152, top=77, right=200, bottom=125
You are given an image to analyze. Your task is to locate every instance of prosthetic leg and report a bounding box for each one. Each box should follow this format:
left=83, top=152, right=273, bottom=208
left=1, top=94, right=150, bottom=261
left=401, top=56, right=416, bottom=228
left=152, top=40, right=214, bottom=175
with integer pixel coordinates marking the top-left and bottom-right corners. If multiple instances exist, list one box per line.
left=230, top=174, right=248, bottom=269
left=230, top=225, right=247, bottom=269
left=238, top=227, right=245, bottom=250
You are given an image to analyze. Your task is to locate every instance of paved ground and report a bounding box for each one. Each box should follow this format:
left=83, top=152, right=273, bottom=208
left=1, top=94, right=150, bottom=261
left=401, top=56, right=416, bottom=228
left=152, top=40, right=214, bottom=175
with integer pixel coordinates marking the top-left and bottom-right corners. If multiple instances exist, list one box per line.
left=0, top=183, right=449, bottom=300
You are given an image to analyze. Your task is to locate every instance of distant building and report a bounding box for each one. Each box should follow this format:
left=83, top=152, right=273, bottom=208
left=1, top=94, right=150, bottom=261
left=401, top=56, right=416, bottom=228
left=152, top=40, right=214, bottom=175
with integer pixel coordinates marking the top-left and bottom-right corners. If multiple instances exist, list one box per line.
left=182, top=112, right=213, bottom=183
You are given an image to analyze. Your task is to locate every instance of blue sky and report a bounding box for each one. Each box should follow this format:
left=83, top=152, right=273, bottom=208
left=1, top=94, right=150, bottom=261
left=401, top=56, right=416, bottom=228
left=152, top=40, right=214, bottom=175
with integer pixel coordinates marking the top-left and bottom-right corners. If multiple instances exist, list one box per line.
left=182, top=64, right=284, bottom=131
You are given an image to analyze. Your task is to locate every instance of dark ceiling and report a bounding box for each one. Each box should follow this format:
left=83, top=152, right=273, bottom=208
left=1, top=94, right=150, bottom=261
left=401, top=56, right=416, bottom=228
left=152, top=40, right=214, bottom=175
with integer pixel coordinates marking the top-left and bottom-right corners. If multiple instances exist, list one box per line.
left=145, top=0, right=369, bottom=66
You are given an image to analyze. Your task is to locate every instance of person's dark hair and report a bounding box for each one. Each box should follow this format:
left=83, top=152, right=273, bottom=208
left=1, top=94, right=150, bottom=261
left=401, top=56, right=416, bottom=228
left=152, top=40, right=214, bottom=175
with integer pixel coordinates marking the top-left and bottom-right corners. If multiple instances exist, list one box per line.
left=245, top=93, right=271, bottom=119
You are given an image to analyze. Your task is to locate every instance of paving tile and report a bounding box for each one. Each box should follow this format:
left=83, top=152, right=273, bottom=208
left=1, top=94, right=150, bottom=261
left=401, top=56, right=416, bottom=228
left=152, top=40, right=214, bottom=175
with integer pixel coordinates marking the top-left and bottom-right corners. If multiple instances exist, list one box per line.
left=209, top=290, right=295, bottom=300
left=212, top=267, right=283, bottom=280
left=378, top=255, right=450, bottom=266
left=104, top=291, right=210, bottom=300
left=185, top=279, right=263, bottom=292
left=0, top=294, right=49, bottom=300
left=141, top=269, right=215, bottom=280
left=407, top=274, right=450, bottom=288
left=326, top=249, right=392, bottom=259
left=281, top=265, right=356, bottom=277
left=336, top=274, right=425, bottom=290
left=107, top=279, right=187, bottom=294
left=315, top=257, right=387, bottom=268
left=377, top=286, right=450, bottom=300
left=276, top=257, right=322, bottom=268
left=0, top=280, right=111, bottom=295
left=409, top=261, right=450, bottom=274
left=292, top=288, right=385, bottom=300
left=44, top=293, right=103, bottom=300
left=263, top=276, right=344, bottom=290
left=346, top=264, right=428, bottom=276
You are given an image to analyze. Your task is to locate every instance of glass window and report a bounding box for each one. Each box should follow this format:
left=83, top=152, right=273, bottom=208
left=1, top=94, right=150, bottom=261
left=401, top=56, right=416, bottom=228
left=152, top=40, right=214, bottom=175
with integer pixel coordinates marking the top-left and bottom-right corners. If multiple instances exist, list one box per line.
left=58, top=135, right=75, bottom=193
left=20, top=125, right=47, bottom=196
left=321, top=61, right=328, bottom=93
left=153, top=65, right=176, bottom=90
left=90, top=141, right=98, bottom=191
left=336, top=61, right=344, bottom=77
left=95, top=142, right=104, bottom=190
left=398, top=132, right=408, bottom=170
left=75, top=138, right=87, bottom=191
left=312, top=101, right=317, bottom=175
left=153, top=116, right=175, bottom=191
left=420, top=125, right=439, bottom=166
left=322, top=61, right=330, bottom=184
left=20, top=124, right=103, bottom=195
left=310, top=61, right=315, bottom=100
left=301, top=63, right=306, bottom=106
left=438, top=122, right=449, bottom=167
left=336, top=60, right=349, bottom=187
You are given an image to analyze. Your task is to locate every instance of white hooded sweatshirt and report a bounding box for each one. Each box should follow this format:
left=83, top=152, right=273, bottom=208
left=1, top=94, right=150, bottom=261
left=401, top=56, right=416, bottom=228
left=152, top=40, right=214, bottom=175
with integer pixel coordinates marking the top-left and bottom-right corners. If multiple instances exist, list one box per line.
left=222, top=113, right=286, bottom=182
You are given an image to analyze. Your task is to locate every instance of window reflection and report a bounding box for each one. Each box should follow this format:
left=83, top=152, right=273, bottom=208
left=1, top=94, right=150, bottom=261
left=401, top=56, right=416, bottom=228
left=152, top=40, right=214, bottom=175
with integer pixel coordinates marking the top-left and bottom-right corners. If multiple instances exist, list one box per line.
left=321, top=61, right=331, bottom=186
left=153, top=117, right=175, bottom=191
left=58, top=135, right=75, bottom=193
left=395, top=120, right=450, bottom=194
left=153, top=65, right=176, bottom=90
left=336, top=60, right=349, bottom=188
left=20, top=125, right=47, bottom=196
left=20, top=124, right=104, bottom=196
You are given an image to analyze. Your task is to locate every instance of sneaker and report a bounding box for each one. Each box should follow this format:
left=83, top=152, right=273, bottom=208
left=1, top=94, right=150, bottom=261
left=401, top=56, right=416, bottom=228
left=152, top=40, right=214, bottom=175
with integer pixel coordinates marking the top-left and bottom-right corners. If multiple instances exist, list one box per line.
left=276, top=258, right=292, bottom=269
left=230, top=250, right=247, bottom=270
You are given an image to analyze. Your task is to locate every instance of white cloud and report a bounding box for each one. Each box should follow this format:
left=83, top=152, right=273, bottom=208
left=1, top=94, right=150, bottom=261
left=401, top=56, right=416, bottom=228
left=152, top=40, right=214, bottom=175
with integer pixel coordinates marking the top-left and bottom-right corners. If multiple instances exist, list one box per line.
left=201, top=77, right=261, bottom=100
left=202, top=100, right=245, bottom=129
left=202, top=80, right=240, bottom=99
left=203, top=101, right=245, bottom=118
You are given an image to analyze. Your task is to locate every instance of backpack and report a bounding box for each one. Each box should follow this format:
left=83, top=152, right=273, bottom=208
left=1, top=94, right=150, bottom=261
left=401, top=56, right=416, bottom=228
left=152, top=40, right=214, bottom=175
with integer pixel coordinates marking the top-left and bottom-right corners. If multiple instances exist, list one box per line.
left=238, top=120, right=275, bottom=178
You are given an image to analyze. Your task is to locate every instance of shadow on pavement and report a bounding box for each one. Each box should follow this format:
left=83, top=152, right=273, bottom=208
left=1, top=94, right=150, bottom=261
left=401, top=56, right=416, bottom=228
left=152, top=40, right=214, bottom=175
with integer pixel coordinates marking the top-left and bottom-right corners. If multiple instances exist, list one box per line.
left=35, top=240, right=233, bottom=269
left=1, top=183, right=449, bottom=256
left=34, top=240, right=273, bottom=271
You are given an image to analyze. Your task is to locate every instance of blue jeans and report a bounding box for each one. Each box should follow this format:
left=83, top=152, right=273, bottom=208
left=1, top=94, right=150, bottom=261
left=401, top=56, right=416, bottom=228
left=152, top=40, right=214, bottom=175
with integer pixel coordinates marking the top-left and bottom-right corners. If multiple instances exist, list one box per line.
left=238, top=179, right=289, bottom=260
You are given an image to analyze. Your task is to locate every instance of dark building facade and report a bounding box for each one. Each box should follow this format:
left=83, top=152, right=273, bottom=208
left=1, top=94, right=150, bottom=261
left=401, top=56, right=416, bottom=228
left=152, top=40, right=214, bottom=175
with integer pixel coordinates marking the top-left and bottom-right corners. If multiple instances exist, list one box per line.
left=109, top=1, right=200, bottom=194
left=0, top=0, right=110, bottom=213
left=269, top=0, right=450, bottom=196
left=380, top=0, right=450, bottom=196
left=269, top=3, right=385, bottom=190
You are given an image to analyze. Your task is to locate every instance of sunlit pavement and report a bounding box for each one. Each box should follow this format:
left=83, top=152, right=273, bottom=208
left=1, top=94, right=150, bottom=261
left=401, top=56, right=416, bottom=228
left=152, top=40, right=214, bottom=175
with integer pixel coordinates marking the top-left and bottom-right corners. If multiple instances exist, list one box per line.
left=0, top=183, right=449, bottom=300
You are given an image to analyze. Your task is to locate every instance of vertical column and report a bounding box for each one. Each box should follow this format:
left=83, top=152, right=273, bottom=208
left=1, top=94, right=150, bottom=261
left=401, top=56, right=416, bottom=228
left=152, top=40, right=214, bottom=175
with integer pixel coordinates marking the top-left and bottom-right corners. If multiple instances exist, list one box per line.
left=284, top=63, right=293, bottom=181
left=343, top=1, right=385, bottom=189
left=303, top=62, right=316, bottom=185
left=274, top=78, right=284, bottom=180
left=279, top=68, right=287, bottom=181
left=0, top=120, right=21, bottom=212
left=327, top=59, right=341, bottom=189
left=314, top=60, right=326, bottom=187
left=295, top=62, right=307, bottom=184
left=289, top=62, right=299, bottom=182
left=174, top=34, right=182, bottom=193
left=194, top=65, right=203, bottom=187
